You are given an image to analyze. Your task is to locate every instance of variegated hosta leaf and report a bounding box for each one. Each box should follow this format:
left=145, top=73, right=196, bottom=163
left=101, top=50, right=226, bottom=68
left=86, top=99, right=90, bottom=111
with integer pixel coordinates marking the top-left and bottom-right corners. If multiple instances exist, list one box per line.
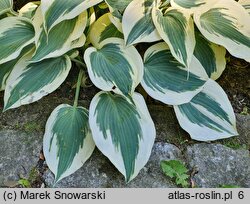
left=152, top=7, right=195, bottom=67
left=174, top=79, right=238, bottom=141
left=0, top=13, right=7, bottom=20
left=108, top=13, right=123, bottom=33
left=88, top=13, right=123, bottom=49
left=239, top=0, right=250, bottom=14
left=0, top=0, right=12, bottom=15
left=0, top=17, right=35, bottom=64
left=84, top=7, right=96, bottom=36
left=18, top=2, right=40, bottom=19
left=122, top=0, right=161, bottom=46
left=0, top=45, right=34, bottom=91
left=43, top=104, right=95, bottom=183
left=32, top=8, right=87, bottom=62
left=4, top=52, right=71, bottom=110
left=0, top=59, right=17, bottom=91
left=141, top=42, right=208, bottom=105
left=84, top=38, right=144, bottom=96
left=159, top=0, right=170, bottom=8
left=194, top=28, right=226, bottom=80
left=105, top=0, right=132, bottom=20
left=41, top=0, right=102, bottom=33
left=105, top=0, right=133, bottom=32
left=193, top=0, right=250, bottom=62
left=170, top=0, right=218, bottom=13
left=89, top=91, right=156, bottom=182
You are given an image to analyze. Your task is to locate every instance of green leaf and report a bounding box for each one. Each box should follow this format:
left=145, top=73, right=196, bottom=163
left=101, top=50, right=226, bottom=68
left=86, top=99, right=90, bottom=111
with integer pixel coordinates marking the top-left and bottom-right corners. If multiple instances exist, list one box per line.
left=88, top=13, right=123, bottom=49
left=141, top=42, right=208, bottom=105
left=89, top=92, right=156, bottom=182
left=0, top=13, right=7, bottom=20
left=171, top=0, right=205, bottom=8
left=170, top=0, right=217, bottom=13
left=105, top=0, right=132, bottom=20
left=4, top=52, right=72, bottom=110
left=43, top=104, right=95, bottom=183
left=0, top=16, right=35, bottom=64
left=122, top=0, right=160, bottom=46
left=161, top=160, right=189, bottom=188
left=176, top=174, right=189, bottom=187
left=105, top=0, right=133, bottom=32
left=194, top=27, right=226, bottom=80
left=152, top=7, right=195, bottom=67
left=32, top=7, right=87, bottom=62
left=18, top=179, right=31, bottom=188
left=194, top=0, right=250, bottom=62
left=0, top=44, right=34, bottom=91
left=41, top=0, right=102, bottom=32
left=0, top=0, right=12, bottom=15
left=84, top=38, right=143, bottom=96
left=174, top=79, right=238, bottom=141
left=0, top=59, right=16, bottom=91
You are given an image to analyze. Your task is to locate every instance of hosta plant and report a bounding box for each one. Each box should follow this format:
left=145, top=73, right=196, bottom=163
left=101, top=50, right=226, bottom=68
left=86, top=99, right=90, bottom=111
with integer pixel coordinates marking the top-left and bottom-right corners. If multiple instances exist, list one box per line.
left=0, top=0, right=249, bottom=183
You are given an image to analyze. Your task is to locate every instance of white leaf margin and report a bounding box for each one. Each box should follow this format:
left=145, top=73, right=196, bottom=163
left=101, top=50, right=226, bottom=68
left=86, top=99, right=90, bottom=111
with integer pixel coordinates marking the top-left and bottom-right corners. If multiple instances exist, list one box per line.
left=174, top=79, right=238, bottom=141
left=141, top=42, right=208, bottom=105
left=239, top=0, right=250, bottom=14
left=88, top=13, right=122, bottom=49
left=84, top=37, right=144, bottom=95
left=43, top=104, right=95, bottom=183
left=89, top=91, right=156, bottom=181
left=194, top=30, right=227, bottom=80
left=41, top=0, right=102, bottom=32
left=193, top=0, right=250, bottom=62
left=122, top=0, right=161, bottom=45
left=31, top=7, right=87, bottom=62
left=4, top=51, right=71, bottom=110
left=18, top=2, right=39, bottom=19
left=152, top=6, right=196, bottom=67
left=0, top=16, right=35, bottom=64
left=170, top=0, right=218, bottom=13
left=0, top=0, right=13, bottom=15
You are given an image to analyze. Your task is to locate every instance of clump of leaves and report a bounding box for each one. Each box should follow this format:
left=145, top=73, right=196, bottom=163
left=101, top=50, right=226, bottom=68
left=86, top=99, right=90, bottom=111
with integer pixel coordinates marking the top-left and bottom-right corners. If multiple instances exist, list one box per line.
left=161, top=160, right=189, bottom=188
left=0, top=0, right=248, bottom=184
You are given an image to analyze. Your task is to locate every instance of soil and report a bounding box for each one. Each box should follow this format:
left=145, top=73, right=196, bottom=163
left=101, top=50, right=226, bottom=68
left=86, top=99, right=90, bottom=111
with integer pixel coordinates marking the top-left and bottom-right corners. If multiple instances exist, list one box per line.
left=218, top=56, right=250, bottom=114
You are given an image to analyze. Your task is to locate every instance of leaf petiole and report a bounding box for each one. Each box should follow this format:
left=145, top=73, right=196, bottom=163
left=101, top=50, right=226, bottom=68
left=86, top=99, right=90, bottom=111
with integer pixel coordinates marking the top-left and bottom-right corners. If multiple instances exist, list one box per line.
left=73, top=69, right=84, bottom=107
left=71, top=58, right=87, bottom=69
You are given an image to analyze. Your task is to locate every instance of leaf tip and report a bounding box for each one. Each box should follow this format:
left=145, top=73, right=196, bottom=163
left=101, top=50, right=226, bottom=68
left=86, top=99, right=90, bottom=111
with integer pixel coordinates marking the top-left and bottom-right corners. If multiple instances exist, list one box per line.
left=3, top=103, right=11, bottom=112
left=2, top=108, right=8, bottom=113
left=125, top=176, right=132, bottom=183
left=124, top=37, right=134, bottom=47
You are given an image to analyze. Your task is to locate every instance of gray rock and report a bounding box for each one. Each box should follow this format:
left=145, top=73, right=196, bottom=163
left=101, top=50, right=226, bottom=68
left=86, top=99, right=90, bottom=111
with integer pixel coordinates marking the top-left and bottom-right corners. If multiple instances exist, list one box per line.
left=43, top=142, right=182, bottom=188
left=185, top=143, right=250, bottom=188
left=236, top=114, right=250, bottom=148
left=0, top=97, right=76, bottom=132
left=0, top=130, right=42, bottom=187
left=0, top=94, right=250, bottom=188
